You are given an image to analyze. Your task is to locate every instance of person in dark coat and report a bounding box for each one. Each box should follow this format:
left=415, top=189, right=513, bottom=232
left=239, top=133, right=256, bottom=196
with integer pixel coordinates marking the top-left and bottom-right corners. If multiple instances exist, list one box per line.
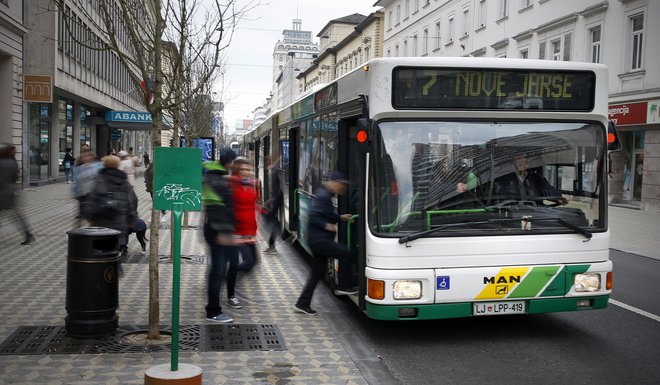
left=493, top=153, right=568, bottom=205
left=262, top=155, right=283, bottom=254
left=0, top=144, right=34, bottom=245
left=86, top=155, right=137, bottom=253
left=293, top=170, right=357, bottom=316
left=63, top=148, right=75, bottom=183
left=202, top=148, right=238, bottom=323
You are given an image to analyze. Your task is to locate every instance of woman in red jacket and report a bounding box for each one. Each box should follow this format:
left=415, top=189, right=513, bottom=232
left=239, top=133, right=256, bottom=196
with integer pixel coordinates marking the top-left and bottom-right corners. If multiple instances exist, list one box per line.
left=230, top=158, right=259, bottom=273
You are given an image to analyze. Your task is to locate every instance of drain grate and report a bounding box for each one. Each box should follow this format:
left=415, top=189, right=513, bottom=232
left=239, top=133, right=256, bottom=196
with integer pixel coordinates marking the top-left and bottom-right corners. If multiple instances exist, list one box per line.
left=206, top=323, right=284, bottom=351
left=0, top=324, right=285, bottom=355
left=123, top=253, right=208, bottom=264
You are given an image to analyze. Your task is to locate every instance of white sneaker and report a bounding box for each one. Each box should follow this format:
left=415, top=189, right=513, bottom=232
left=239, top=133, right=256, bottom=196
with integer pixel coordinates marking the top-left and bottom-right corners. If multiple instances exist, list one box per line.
left=207, top=313, right=233, bottom=323
left=334, top=287, right=358, bottom=296
left=226, top=296, right=242, bottom=309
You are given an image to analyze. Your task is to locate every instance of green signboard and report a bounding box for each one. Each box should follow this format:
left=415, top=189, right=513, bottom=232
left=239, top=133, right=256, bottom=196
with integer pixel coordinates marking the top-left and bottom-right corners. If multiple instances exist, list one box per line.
left=153, top=147, right=202, bottom=211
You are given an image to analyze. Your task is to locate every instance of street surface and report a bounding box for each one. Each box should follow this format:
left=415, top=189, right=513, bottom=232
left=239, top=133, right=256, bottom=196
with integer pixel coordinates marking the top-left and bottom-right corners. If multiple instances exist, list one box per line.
left=326, top=249, right=660, bottom=385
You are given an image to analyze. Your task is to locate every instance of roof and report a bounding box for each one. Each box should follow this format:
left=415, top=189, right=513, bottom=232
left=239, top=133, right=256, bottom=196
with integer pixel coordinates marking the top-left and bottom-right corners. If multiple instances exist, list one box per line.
left=316, top=13, right=367, bottom=37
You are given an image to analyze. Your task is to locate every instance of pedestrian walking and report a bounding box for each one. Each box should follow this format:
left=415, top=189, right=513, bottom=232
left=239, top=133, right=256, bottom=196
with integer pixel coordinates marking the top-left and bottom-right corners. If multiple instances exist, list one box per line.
left=294, top=170, right=357, bottom=316
left=74, top=143, right=90, bottom=167
left=262, top=155, right=283, bottom=254
left=86, top=155, right=137, bottom=256
left=128, top=147, right=140, bottom=166
left=0, top=144, right=35, bottom=245
left=143, top=153, right=150, bottom=168
left=73, top=150, right=102, bottom=227
left=202, top=148, right=239, bottom=323
left=127, top=190, right=147, bottom=252
left=118, top=150, right=136, bottom=186
left=143, top=160, right=165, bottom=216
left=230, top=157, right=259, bottom=272
left=63, top=148, right=75, bottom=183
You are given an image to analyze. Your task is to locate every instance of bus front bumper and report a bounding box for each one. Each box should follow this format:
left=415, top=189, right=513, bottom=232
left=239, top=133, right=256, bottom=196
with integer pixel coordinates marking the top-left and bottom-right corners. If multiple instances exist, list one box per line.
left=365, top=295, right=610, bottom=321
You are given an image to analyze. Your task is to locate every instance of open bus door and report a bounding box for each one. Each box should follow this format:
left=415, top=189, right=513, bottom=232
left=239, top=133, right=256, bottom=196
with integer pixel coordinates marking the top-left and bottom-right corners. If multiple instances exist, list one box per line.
left=284, top=126, right=299, bottom=235
left=338, top=118, right=369, bottom=310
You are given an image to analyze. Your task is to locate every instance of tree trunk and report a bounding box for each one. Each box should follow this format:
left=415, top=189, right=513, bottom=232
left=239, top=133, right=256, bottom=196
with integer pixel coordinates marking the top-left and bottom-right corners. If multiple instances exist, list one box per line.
left=147, top=116, right=161, bottom=340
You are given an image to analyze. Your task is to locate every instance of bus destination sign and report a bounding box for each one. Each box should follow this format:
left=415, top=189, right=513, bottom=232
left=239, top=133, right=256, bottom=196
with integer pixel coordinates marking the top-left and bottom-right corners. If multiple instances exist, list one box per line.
left=393, top=67, right=595, bottom=111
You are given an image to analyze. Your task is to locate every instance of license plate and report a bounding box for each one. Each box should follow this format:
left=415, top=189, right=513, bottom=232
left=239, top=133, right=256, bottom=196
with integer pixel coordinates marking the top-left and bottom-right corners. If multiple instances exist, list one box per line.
left=473, top=301, right=525, bottom=316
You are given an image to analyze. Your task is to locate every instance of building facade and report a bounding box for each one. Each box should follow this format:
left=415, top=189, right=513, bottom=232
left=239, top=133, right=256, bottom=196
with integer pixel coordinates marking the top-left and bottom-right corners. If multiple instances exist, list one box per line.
left=0, top=0, right=27, bottom=182
left=272, top=19, right=318, bottom=110
left=12, top=0, right=150, bottom=186
left=374, top=0, right=660, bottom=212
left=298, top=13, right=383, bottom=91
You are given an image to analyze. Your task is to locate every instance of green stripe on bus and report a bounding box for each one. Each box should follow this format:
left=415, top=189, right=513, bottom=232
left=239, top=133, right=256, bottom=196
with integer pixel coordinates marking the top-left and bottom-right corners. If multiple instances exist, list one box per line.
left=540, top=264, right=591, bottom=296
left=509, top=266, right=561, bottom=298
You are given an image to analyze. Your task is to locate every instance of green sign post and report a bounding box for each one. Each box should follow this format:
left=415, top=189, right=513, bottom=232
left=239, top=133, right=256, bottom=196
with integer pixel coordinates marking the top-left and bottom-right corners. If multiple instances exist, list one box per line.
left=153, top=147, right=202, bottom=371
left=153, top=147, right=203, bottom=211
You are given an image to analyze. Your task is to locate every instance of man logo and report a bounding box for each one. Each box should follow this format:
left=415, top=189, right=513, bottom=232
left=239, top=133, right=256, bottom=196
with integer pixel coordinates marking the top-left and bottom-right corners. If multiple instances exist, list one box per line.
left=23, top=75, right=53, bottom=103
left=483, top=275, right=521, bottom=284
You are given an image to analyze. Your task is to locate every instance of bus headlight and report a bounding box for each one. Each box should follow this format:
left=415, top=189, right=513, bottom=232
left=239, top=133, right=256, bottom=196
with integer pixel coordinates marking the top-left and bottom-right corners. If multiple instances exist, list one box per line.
left=393, top=280, right=422, bottom=300
left=574, top=273, right=601, bottom=292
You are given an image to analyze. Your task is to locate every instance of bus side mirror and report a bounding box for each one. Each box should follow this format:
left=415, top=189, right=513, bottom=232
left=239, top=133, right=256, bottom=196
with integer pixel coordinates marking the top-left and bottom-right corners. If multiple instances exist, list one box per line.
left=352, top=118, right=371, bottom=153
left=607, top=121, right=622, bottom=152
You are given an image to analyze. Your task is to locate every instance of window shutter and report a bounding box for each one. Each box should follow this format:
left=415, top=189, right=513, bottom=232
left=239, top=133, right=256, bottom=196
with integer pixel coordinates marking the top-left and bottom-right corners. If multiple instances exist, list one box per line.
left=539, top=41, right=546, bottom=60
left=563, top=33, right=571, bottom=61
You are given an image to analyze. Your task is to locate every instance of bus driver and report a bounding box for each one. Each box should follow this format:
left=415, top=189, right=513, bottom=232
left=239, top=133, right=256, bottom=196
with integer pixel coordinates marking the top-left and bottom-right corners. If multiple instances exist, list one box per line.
left=458, top=153, right=568, bottom=206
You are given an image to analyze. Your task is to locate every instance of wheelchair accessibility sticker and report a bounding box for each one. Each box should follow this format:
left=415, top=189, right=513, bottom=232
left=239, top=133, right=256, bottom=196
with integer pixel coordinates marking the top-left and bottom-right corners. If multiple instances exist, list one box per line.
left=437, top=276, right=450, bottom=290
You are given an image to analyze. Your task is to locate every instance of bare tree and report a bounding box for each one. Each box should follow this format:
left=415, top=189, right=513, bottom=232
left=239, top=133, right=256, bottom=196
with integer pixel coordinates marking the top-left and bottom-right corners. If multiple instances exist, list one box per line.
left=53, top=0, right=260, bottom=339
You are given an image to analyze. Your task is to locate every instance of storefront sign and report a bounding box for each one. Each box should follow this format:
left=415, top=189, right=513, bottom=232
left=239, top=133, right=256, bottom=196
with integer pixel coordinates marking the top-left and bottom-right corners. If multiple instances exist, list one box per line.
left=608, top=102, right=647, bottom=126
left=23, top=75, right=53, bottom=103
left=647, top=99, right=660, bottom=124
left=105, top=111, right=152, bottom=123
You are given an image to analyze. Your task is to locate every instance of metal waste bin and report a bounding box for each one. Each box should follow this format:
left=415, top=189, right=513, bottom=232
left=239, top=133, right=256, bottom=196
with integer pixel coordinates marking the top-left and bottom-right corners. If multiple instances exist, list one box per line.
left=65, top=227, right=121, bottom=338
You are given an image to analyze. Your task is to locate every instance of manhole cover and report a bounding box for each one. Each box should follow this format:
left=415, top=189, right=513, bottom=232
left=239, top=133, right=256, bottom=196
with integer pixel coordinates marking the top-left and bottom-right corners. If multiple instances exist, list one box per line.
left=0, top=324, right=285, bottom=355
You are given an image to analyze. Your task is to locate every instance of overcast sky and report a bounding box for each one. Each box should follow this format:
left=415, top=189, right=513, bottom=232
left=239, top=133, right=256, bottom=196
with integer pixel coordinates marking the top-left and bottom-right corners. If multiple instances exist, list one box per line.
left=218, top=0, right=380, bottom=131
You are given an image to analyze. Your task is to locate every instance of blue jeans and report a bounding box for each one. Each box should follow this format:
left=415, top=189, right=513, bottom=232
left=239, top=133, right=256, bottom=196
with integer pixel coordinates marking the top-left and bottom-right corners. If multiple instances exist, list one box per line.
left=65, top=167, right=73, bottom=182
left=238, top=243, right=257, bottom=271
left=204, top=225, right=239, bottom=317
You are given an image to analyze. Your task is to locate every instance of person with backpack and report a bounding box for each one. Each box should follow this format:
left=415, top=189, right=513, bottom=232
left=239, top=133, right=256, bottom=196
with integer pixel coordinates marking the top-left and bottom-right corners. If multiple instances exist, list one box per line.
left=86, top=155, right=137, bottom=256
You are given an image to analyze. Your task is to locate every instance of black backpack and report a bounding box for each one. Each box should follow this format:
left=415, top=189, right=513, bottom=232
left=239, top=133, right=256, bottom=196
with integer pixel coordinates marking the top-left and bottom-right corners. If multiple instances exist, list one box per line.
left=86, top=177, right=127, bottom=220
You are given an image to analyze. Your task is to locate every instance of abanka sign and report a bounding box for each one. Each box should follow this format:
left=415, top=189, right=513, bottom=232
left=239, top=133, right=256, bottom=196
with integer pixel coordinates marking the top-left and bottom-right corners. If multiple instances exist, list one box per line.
left=104, top=111, right=153, bottom=123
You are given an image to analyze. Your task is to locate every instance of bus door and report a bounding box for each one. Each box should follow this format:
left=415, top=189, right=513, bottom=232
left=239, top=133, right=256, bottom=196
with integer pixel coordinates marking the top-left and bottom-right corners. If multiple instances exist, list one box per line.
left=338, top=118, right=365, bottom=308
left=261, top=135, right=270, bottom=203
left=285, top=126, right=299, bottom=233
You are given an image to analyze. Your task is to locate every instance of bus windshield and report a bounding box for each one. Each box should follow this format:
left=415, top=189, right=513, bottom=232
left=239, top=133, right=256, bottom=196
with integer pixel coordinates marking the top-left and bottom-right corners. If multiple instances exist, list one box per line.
left=369, top=120, right=606, bottom=237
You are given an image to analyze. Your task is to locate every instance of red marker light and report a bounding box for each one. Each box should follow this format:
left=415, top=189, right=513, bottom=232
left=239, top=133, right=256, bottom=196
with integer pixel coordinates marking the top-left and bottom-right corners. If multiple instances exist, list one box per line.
left=607, top=133, right=616, bottom=144
left=357, top=130, right=368, bottom=143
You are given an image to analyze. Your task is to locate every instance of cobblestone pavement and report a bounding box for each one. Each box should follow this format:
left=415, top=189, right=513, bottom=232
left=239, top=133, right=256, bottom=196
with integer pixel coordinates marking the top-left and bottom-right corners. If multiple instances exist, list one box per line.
left=0, top=176, right=391, bottom=385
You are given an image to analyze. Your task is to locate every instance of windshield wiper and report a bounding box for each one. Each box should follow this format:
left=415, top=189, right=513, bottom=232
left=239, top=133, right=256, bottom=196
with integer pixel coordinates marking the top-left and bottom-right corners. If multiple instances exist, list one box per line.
left=398, top=220, right=497, bottom=244
left=397, top=216, right=592, bottom=244
left=531, top=217, right=592, bottom=241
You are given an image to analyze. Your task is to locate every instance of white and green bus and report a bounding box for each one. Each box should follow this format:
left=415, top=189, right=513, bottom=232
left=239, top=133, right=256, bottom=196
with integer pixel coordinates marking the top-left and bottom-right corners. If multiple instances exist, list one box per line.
left=247, top=57, right=619, bottom=320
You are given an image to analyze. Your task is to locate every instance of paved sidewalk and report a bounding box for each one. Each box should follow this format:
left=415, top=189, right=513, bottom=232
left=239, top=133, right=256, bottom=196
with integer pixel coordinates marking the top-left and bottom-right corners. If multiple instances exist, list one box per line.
left=609, top=205, right=660, bottom=261
left=0, top=178, right=392, bottom=385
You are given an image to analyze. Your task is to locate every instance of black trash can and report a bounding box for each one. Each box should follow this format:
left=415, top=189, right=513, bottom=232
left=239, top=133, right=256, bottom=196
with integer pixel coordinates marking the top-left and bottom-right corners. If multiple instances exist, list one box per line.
left=65, top=227, right=121, bottom=338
